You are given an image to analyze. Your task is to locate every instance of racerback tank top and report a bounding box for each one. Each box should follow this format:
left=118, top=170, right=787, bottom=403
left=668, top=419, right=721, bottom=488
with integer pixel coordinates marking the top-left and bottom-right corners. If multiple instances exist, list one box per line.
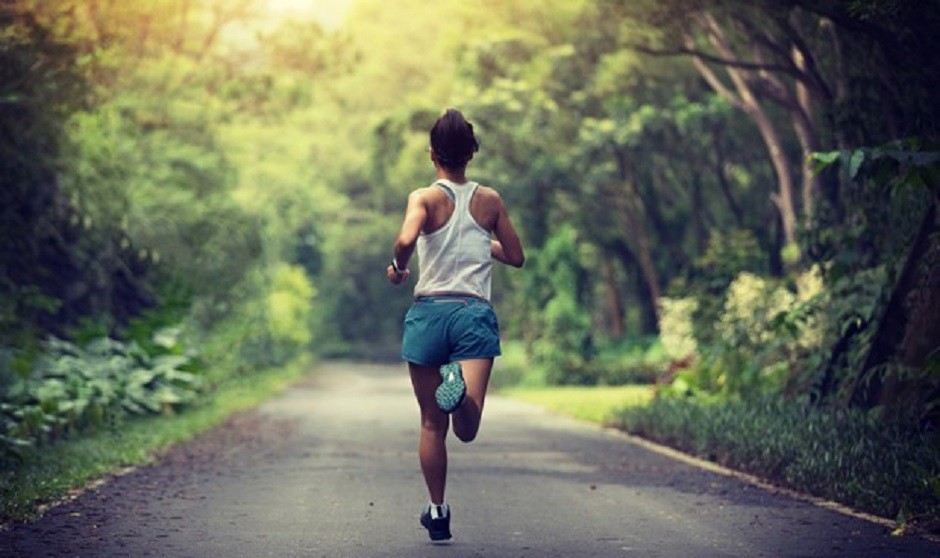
left=413, top=179, right=493, bottom=300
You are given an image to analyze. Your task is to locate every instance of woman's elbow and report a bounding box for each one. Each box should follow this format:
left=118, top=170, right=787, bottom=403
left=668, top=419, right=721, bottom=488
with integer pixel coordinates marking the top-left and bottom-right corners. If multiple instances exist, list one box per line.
left=510, top=253, right=525, bottom=268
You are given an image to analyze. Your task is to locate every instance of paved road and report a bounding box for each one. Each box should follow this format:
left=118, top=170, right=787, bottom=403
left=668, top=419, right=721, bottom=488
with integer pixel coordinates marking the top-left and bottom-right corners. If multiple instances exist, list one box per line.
left=2, top=362, right=937, bottom=557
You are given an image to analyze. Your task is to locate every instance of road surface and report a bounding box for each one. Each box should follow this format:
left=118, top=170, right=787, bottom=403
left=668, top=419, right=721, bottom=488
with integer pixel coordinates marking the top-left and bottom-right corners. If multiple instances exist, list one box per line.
left=2, top=362, right=937, bottom=557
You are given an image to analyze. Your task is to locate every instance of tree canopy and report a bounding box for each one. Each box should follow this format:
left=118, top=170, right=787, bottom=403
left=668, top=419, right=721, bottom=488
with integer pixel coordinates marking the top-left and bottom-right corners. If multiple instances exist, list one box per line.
left=2, top=0, right=938, bottom=427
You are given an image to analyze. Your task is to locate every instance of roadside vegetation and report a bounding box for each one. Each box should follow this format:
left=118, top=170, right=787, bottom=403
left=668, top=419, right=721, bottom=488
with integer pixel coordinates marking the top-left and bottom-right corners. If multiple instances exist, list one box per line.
left=1, top=355, right=309, bottom=522
left=3, top=0, right=939, bottom=535
left=501, top=384, right=653, bottom=425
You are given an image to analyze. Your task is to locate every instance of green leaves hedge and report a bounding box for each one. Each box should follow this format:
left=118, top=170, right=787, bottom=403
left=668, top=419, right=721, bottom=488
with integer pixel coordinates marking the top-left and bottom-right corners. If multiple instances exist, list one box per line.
left=1, top=329, right=202, bottom=466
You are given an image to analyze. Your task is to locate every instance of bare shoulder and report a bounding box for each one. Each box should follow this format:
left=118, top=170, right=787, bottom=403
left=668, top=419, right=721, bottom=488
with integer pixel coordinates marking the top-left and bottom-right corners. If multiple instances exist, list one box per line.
left=407, top=185, right=439, bottom=206
left=410, top=185, right=434, bottom=199
left=474, top=184, right=505, bottom=208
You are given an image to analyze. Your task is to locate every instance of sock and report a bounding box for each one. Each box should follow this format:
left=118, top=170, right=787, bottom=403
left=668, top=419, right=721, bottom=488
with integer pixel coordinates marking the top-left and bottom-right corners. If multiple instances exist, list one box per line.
left=429, top=503, right=448, bottom=519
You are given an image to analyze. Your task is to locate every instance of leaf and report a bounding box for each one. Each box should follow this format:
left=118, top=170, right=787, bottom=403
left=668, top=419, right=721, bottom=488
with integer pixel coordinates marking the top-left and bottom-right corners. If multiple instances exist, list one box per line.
left=810, top=150, right=841, bottom=174
left=849, top=150, right=866, bottom=179
left=152, top=327, right=182, bottom=350
left=155, top=387, right=183, bottom=404
left=151, top=355, right=189, bottom=371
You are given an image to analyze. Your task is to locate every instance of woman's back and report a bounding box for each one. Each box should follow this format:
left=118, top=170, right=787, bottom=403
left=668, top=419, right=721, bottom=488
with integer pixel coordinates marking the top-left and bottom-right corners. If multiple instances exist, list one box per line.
left=420, top=181, right=501, bottom=236
left=414, top=179, right=494, bottom=300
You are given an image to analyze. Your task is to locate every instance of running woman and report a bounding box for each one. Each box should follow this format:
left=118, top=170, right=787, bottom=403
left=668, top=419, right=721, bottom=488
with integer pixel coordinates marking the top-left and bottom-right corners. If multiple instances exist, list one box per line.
left=387, top=108, right=525, bottom=541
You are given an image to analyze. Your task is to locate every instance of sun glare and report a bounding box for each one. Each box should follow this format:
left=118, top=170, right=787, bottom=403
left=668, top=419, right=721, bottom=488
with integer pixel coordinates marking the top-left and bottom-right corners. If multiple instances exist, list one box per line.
left=263, top=0, right=352, bottom=30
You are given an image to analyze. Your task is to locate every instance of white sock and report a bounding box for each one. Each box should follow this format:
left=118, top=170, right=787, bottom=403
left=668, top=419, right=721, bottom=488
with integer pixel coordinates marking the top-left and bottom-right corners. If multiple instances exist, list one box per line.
left=429, top=503, right=448, bottom=519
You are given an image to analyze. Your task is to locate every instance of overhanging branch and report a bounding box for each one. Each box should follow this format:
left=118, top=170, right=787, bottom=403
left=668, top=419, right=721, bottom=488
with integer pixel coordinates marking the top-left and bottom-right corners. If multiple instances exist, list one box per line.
left=628, top=42, right=800, bottom=77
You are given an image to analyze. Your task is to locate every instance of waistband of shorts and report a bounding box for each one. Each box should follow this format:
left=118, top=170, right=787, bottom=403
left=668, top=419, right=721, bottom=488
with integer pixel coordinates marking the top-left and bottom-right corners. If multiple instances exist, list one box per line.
left=414, top=292, right=491, bottom=305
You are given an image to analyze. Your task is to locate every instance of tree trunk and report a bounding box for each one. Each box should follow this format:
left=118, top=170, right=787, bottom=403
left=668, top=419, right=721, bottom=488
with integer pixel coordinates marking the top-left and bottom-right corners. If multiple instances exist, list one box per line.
left=712, top=126, right=745, bottom=227
left=688, top=16, right=800, bottom=249
left=603, top=259, right=625, bottom=337
left=852, top=199, right=940, bottom=418
left=611, top=241, right=659, bottom=335
left=614, top=153, right=662, bottom=325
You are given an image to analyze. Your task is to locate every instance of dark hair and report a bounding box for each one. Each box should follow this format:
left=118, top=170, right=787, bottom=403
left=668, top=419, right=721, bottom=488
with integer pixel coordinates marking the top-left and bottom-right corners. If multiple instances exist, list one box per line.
left=430, top=108, right=479, bottom=169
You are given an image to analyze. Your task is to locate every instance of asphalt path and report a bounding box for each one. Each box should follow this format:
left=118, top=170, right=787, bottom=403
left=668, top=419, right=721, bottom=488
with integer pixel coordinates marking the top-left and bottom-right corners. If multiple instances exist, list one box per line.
left=2, top=362, right=938, bottom=557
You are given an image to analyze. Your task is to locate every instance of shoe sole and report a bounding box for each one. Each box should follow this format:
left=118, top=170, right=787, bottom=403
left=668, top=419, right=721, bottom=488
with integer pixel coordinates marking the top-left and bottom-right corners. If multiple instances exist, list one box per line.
left=435, top=363, right=466, bottom=414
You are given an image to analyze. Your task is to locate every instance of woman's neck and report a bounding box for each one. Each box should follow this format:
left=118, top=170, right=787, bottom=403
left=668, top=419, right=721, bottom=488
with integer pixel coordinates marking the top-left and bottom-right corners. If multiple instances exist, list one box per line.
left=436, top=167, right=467, bottom=184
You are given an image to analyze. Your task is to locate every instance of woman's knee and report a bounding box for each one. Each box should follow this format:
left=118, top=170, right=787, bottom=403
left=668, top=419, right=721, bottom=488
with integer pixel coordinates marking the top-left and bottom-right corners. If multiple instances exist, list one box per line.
left=421, top=412, right=449, bottom=435
left=454, top=427, right=478, bottom=443
left=453, top=412, right=480, bottom=443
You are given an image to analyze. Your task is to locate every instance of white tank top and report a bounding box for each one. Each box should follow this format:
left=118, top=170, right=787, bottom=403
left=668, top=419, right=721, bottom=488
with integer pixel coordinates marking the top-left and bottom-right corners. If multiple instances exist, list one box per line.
left=413, top=179, right=493, bottom=301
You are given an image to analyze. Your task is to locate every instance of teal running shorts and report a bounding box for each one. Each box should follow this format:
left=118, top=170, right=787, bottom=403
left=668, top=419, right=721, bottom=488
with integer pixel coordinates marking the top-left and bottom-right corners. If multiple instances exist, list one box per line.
left=402, top=295, right=501, bottom=367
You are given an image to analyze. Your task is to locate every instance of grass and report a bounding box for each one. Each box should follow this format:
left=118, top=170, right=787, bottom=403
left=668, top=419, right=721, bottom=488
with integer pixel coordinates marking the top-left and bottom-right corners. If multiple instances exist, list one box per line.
left=613, top=396, right=940, bottom=530
left=502, top=383, right=940, bottom=531
left=500, top=384, right=655, bottom=424
left=0, top=355, right=312, bottom=523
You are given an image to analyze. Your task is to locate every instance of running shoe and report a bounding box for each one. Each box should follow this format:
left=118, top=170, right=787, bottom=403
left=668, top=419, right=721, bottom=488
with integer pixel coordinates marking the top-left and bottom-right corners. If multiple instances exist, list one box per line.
left=435, top=362, right=466, bottom=414
left=420, top=504, right=452, bottom=541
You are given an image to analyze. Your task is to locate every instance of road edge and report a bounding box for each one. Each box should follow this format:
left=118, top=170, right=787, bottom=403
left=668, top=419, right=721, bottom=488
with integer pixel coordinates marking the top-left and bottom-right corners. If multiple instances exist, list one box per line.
left=596, top=424, right=940, bottom=544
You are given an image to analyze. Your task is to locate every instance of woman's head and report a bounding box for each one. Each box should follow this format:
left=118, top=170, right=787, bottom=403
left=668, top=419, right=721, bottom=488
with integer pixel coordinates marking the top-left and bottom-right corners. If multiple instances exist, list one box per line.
left=430, top=108, right=479, bottom=170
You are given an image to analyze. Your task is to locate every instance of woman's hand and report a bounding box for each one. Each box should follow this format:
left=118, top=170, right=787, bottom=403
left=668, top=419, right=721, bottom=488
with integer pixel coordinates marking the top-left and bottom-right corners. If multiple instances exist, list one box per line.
left=387, top=265, right=410, bottom=285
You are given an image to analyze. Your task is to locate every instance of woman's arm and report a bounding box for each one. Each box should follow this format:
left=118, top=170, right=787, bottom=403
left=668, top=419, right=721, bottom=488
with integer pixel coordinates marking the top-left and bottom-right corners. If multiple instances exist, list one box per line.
left=388, top=189, right=427, bottom=284
left=491, top=194, right=525, bottom=268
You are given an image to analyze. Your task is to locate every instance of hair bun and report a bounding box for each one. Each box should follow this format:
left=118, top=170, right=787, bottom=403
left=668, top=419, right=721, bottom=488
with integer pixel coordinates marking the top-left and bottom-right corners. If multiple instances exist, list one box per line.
left=430, top=109, right=479, bottom=168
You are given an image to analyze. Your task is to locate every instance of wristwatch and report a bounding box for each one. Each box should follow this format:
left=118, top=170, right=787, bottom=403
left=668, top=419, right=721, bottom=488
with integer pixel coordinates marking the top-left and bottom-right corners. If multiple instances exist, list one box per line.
left=391, top=257, right=406, bottom=275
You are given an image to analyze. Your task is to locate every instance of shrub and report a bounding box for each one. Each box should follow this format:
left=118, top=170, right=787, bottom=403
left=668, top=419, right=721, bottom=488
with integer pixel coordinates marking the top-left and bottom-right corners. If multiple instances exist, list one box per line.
left=490, top=340, right=531, bottom=390
left=593, top=336, right=667, bottom=385
left=665, top=268, right=829, bottom=399
left=0, top=330, right=202, bottom=466
left=522, top=225, right=595, bottom=385
left=658, top=297, right=698, bottom=363
left=614, top=396, right=940, bottom=527
left=267, top=263, right=316, bottom=360
left=532, top=294, right=593, bottom=384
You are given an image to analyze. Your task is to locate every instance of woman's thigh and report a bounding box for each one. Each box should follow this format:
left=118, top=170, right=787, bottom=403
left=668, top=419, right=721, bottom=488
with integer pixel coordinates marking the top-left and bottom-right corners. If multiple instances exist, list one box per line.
left=457, top=358, right=493, bottom=413
left=409, top=363, right=448, bottom=427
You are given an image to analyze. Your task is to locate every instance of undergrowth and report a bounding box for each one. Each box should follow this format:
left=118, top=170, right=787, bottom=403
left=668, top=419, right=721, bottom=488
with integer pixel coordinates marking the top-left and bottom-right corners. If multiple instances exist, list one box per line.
left=613, top=396, right=940, bottom=529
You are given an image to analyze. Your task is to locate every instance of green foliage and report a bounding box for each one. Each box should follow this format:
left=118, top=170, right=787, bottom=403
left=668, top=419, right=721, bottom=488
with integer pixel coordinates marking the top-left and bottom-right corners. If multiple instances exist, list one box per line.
left=808, top=141, right=937, bottom=282
left=490, top=340, right=531, bottom=390
left=3, top=1, right=940, bottom=528
left=592, top=336, right=667, bottom=385
left=266, top=263, right=316, bottom=362
left=522, top=225, right=595, bottom=384
left=614, top=396, right=940, bottom=526
left=312, top=213, right=414, bottom=360
left=532, top=295, right=592, bottom=383
left=0, top=330, right=201, bottom=466
left=0, top=6, right=156, bottom=345
left=682, top=229, right=767, bottom=346
left=657, top=297, right=698, bottom=362
left=505, top=383, right=654, bottom=425
left=803, top=142, right=939, bottom=412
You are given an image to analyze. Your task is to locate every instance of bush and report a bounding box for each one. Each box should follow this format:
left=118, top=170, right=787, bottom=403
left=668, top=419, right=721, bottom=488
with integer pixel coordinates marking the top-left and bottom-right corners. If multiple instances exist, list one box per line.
left=522, top=226, right=594, bottom=385
left=490, top=340, right=531, bottom=390
left=658, top=297, right=698, bottom=362
left=532, top=295, right=593, bottom=384
left=0, top=330, right=202, bottom=466
left=593, top=336, right=667, bottom=385
left=613, top=396, right=940, bottom=527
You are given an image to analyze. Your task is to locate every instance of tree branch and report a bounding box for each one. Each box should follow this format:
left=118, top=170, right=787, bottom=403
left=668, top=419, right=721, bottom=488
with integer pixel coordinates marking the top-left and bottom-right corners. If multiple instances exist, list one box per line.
left=629, top=42, right=798, bottom=76
left=683, top=34, right=745, bottom=111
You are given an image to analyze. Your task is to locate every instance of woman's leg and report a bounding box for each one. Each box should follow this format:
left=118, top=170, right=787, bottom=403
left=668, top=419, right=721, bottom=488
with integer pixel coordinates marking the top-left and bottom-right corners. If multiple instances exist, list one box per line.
left=409, top=362, right=449, bottom=505
left=452, top=358, right=493, bottom=443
